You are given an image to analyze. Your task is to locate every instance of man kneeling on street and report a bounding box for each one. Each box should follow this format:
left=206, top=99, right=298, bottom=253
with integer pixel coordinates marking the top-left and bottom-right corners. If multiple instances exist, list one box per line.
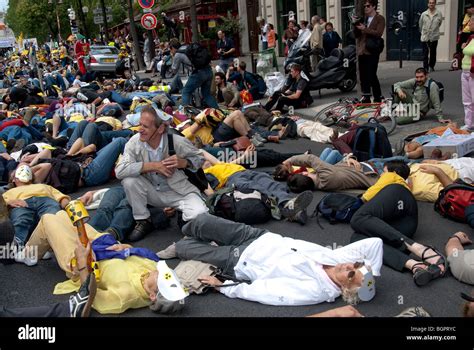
left=393, top=67, right=448, bottom=124
left=115, top=105, right=208, bottom=241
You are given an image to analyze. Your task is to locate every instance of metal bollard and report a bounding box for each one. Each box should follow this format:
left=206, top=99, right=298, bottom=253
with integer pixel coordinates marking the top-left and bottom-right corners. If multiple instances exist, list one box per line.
left=251, top=52, right=257, bottom=74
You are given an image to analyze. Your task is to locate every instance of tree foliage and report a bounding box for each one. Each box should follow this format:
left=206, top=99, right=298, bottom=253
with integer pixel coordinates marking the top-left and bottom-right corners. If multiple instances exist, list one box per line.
left=5, top=0, right=129, bottom=42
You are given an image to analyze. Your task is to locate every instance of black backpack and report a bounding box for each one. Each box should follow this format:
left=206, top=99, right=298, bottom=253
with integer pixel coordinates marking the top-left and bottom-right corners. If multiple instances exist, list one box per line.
left=41, top=158, right=81, bottom=194
left=208, top=188, right=272, bottom=225
left=353, top=119, right=393, bottom=162
left=311, top=193, right=363, bottom=226
left=413, top=79, right=444, bottom=103
left=167, top=133, right=209, bottom=192
left=181, top=43, right=212, bottom=70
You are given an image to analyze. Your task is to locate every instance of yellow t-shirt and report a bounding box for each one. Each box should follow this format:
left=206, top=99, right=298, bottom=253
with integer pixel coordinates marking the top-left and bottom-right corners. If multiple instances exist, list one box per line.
left=2, top=184, right=70, bottom=204
left=204, top=163, right=245, bottom=188
left=181, top=125, right=214, bottom=146
left=95, top=116, right=122, bottom=131
left=409, top=163, right=459, bottom=202
left=32, top=211, right=156, bottom=315
left=362, top=172, right=409, bottom=202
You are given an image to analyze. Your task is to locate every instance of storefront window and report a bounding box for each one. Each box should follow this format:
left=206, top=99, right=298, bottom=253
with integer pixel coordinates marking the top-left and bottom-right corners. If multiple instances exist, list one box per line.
left=341, top=0, right=355, bottom=46
left=310, top=0, right=327, bottom=20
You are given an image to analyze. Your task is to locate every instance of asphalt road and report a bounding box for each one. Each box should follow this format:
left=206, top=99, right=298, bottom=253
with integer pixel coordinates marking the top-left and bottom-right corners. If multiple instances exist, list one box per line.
left=0, top=60, right=472, bottom=318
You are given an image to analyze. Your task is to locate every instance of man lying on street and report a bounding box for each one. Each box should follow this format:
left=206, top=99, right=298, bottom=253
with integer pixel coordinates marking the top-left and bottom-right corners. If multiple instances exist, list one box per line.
left=159, top=213, right=382, bottom=306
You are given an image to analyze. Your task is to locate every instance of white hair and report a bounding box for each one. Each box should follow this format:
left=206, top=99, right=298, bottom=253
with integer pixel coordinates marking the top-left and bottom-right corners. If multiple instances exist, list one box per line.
left=342, top=287, right=362, bottom=306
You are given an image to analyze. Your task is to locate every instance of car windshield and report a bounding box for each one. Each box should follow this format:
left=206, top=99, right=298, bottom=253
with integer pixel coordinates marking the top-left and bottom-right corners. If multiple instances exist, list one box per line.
left=91, top=47, right=118, bottom=55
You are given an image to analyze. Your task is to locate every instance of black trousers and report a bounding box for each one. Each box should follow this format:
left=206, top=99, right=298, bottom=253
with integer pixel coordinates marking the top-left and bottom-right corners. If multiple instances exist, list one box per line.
left=264, top=91, right=307, bottom=111
left=0, top=303, right=69, bottom=317
left=350, top=184, right=418, bottom=271
left=423, top=41, right=438, bottom=70
left=358, top=54, right=382, bottom=101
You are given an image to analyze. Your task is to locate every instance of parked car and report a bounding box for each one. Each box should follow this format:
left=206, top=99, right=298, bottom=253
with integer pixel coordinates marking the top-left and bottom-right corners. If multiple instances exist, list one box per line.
left=86, top=45, right=119, bottom=74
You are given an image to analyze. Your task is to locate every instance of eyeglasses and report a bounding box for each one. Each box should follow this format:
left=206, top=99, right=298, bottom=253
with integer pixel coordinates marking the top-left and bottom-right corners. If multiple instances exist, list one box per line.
left=347, top=261, right=364, bottom=280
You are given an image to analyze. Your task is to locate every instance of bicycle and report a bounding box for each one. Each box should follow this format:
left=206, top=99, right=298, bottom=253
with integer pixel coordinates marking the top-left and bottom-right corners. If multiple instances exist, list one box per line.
left=314, top=97, right=397, bottom=135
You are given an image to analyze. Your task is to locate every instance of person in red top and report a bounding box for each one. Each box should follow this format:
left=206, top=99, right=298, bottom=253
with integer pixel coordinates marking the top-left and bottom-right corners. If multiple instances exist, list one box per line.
left=74, top=36, right=90, bottom=76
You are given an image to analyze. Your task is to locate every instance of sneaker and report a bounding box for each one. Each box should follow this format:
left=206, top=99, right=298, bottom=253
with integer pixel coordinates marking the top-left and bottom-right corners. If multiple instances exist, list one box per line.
left=69, top=273, right=97, bottom=317
left=286, top=209, right=308, bottom=225
left=250, top=135, right=264, bottom=147
left=395, top=306, right=431, bottom=317
left=156, top=242, right=177, bottom=259
left=280, top=190, right=314, bottom=219
left=252, top=133, right=267, bottom=143
left=77, top=92, right=88, bottom=102
left=14, top=247, right=38, bottom=266
left=42, top=250, right=54, bottom=260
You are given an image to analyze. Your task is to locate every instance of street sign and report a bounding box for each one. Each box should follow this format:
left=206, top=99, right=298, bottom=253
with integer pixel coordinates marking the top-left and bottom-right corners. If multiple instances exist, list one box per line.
left=94, top=15, right=113, bottom=24
left=138, top=0, right=154, bottom=9
left=93, top=7, right=113, bottom=15
left=141, top=13, right=157, bottom=30
left=94, top=16, right=104, bottom=25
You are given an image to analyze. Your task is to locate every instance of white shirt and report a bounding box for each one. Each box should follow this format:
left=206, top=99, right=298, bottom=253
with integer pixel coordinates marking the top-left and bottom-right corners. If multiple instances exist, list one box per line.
left=444, top=157, right=474, bottom=184
left=367, top=16, right=374, bottom=27
left=142, top=136, right=170, bottom=192
left=220, top=233, right=383, bottom=306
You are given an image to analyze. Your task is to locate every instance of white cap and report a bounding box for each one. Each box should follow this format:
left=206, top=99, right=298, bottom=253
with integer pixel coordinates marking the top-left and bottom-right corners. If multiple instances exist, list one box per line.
left=357, top=266, right=376, bottom=302
left=15, top=165, right=33, bottom=183
left=155, top=108, right=173, bottom=122
left=156, top=261, right=189, bottom=301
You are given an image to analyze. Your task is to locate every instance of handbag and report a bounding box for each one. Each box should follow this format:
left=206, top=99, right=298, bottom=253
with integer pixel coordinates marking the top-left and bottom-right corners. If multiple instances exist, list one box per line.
left=174, top=260, right=217, bottom=295
left=232, top=136, right=252, bottom=152
left=365, top=36, right=384, bottom=55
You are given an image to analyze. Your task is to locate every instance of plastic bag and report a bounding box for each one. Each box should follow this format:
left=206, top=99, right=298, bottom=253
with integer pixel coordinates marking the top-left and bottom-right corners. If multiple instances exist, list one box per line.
left=264, top=72, right=286, bottom=96
left=256, top=49, right=275, bottom=77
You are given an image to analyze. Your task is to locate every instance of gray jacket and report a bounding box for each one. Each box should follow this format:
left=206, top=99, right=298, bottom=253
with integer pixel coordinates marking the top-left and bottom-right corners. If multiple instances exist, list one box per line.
left=419, top=10, right=443, bottom=42
left=115, top=132, right=204, bottom=195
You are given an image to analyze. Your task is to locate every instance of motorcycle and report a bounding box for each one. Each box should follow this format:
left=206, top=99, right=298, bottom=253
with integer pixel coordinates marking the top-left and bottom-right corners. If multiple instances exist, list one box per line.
left=283, top=29, right=357, bottom=93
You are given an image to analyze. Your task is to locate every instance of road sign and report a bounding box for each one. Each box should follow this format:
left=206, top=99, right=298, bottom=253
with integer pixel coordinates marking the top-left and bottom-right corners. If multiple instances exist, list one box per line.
left=93, top=7, right=113, bottom=15
left=138, top=0, right=155, bottom=9
left=94, top=16, right=104, bottom=25
left=141, top=13, right=157, bottom=30
left=94, top=14, right=113, bottom=25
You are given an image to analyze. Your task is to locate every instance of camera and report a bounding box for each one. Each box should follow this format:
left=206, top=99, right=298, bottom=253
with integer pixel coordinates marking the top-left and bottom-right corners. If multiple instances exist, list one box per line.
left=351, top=14, right=363, bottom=26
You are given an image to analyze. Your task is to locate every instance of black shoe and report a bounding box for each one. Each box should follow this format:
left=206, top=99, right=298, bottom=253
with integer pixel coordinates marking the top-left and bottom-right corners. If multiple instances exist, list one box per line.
left=49, top=137, right=68, bottom=148
left=69, top=273, right=97, bottom=317
left=128, top=219, right=153, bottom=242
left=360, top=96, right=372, bottom=104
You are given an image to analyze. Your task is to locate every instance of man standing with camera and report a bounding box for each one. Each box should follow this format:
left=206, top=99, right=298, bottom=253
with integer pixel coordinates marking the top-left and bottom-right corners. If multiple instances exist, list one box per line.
left=354, top=0, right=385, bottom=103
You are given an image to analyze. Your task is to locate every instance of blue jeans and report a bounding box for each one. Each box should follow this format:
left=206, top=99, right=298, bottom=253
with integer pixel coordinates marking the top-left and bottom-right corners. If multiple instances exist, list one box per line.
left=320, top=148, right=344, bottom=165
left=0, top=126, right=32, bottom=145
left=0, top=142, right=6, bottom=153
left=44, top=74, right=66, bottom=91
left=110, top=91, right=132, bottom=108
left=10, top=197, right=62, bottom=246
left=83, top=137, right=127, bottom=187
left=88, top=187, right=133, bottom=240
left=182, top=66, right=219, bottom=108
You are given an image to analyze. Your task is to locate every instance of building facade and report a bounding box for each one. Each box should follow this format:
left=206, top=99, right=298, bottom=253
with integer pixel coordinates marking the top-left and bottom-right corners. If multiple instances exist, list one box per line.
left=253, top=0, right=462, bottom=63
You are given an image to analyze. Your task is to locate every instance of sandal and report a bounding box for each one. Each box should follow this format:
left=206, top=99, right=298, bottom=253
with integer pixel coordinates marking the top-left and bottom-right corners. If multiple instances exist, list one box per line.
left=411, top=262, right=432, bottom=287
left=421, top=245, right=448, bottom=277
